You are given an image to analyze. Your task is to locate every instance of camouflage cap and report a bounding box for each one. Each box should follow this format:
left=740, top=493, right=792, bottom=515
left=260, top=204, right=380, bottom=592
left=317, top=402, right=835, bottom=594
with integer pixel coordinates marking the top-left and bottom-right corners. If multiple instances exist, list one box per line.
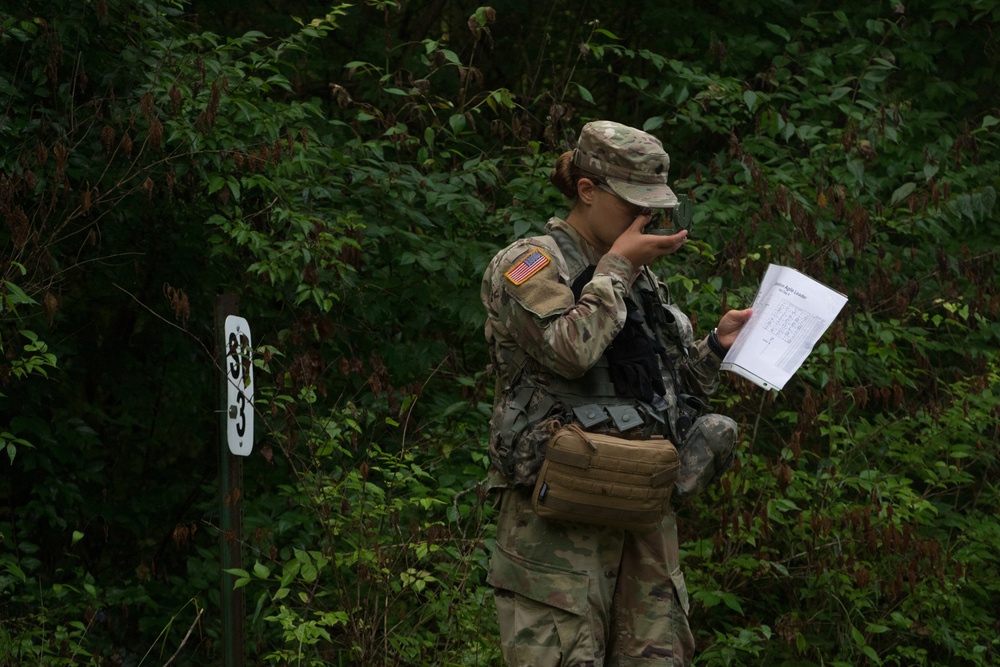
left=572, top=120, right=678, bottom=208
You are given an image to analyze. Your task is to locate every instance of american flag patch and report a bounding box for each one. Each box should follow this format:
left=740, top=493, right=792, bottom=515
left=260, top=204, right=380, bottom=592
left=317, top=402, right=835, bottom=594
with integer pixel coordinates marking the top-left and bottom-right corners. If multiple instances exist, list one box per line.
left=505, top=249, right=551, bottom=285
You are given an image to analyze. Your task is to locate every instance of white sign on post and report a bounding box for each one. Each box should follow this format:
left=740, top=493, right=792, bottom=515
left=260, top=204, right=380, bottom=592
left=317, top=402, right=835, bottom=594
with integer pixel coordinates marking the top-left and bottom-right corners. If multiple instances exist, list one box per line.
left=224, top=315, right=254, bottom=456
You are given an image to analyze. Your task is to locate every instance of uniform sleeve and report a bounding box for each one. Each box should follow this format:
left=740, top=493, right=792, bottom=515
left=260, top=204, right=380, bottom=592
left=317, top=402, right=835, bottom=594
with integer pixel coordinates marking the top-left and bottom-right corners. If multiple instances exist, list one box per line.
left=677, top=337, right=723, bottom=399
left=485, top=243, right=635, bottom=379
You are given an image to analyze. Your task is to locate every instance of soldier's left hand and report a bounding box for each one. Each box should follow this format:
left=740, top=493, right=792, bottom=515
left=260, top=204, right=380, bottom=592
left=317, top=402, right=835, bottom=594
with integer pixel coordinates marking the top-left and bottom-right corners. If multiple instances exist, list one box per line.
left=715, top=309, right=754, bottom=349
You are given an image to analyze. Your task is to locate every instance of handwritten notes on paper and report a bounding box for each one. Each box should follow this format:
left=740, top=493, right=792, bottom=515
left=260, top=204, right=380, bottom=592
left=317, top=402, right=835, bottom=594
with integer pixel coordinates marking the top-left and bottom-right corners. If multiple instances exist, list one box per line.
left=721, top=264, right=848, bottom=391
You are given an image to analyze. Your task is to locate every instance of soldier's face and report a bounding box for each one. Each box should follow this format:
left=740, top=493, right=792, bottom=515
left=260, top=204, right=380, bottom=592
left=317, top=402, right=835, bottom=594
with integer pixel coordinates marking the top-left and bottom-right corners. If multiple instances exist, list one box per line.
left=594, top=183, right=642, bottom=240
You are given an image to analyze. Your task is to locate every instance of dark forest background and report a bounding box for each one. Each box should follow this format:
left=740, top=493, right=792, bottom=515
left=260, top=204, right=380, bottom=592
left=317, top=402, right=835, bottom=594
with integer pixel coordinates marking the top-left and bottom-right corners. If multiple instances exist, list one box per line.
left=1, top=0, right=999, bottom=664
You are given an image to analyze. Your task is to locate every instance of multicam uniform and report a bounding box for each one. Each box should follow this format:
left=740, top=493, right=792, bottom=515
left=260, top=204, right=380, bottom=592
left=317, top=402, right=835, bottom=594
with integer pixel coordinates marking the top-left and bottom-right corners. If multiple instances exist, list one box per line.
left=481, top=217, right=736, bottom=667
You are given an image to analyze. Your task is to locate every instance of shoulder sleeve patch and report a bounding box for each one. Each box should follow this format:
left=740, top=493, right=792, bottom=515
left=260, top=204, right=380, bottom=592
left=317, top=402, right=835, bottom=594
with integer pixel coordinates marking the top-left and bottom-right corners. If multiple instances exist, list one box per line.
left=504, top=249, right=551, bottom=285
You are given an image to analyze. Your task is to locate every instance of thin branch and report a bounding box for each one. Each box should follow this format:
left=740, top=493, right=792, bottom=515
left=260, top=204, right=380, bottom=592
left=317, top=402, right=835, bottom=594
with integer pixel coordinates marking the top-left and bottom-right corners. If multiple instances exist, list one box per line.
left=162, top=607, right=205, bottom=667
left=112, top=282, right=194, bottom=337
left=110, top=283, right=219, bottom=370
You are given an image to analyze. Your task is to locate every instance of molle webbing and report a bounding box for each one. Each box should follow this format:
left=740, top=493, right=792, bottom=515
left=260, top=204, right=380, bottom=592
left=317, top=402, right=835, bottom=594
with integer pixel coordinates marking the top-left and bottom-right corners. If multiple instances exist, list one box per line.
left=544, top=358, right=618, bottom=400
left=496, top=383, right=555, bottom=477
left=543, top=448, right=678, bottom=488
left=534, top=494, right=663, bottom=527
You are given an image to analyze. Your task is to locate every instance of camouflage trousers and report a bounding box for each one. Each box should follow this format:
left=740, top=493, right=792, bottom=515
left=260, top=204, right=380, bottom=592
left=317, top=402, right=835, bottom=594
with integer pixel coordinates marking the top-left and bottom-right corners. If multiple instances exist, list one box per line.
left=488, top=489, right=694, bottom=666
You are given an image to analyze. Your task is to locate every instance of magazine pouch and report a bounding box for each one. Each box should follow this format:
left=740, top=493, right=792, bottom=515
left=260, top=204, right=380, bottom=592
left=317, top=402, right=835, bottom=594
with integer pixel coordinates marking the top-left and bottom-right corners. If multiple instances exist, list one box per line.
left=531, top=424, right=679, bottom=533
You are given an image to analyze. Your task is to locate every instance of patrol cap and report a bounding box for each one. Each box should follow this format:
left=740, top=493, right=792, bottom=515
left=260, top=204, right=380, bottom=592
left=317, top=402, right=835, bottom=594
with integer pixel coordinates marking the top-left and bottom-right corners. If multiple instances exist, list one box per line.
left=572, top=120, right=678, bottom=209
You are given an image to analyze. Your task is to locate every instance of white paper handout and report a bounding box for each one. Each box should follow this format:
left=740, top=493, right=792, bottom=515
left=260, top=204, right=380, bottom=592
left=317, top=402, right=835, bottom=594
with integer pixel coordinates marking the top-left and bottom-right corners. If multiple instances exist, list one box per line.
left=721, top=264, right=848, bottom=391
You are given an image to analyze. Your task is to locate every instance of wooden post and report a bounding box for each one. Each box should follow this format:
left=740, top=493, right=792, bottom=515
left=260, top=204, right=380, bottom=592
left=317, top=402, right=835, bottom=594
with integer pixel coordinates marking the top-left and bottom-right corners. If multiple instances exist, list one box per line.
left=215, top=294, right=245, bottom=667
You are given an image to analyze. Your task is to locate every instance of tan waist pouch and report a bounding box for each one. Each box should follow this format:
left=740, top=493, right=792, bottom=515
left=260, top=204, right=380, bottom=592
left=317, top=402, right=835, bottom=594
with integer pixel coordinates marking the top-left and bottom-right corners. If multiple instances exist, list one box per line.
left=530, top=423, right=679, bottom=533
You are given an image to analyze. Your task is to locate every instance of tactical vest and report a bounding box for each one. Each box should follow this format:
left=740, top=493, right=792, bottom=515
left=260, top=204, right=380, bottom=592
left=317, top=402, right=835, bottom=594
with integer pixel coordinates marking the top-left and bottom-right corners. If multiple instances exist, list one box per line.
left=490, top=226, right=699, bottom=487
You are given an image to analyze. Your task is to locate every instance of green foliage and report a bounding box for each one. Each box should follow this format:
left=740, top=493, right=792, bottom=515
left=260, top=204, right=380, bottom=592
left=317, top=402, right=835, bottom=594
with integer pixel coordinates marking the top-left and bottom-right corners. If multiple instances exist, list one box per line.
left=684, top=359, right=1000, bottom=666
left=227, top=403, right=497, bottom=665
left=1, top=0, right=999, bottom=665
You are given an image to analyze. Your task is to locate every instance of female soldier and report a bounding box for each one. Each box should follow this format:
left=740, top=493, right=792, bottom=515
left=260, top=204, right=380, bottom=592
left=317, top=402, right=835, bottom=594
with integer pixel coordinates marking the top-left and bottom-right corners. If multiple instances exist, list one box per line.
left=481, top=120, right=752, bottom=666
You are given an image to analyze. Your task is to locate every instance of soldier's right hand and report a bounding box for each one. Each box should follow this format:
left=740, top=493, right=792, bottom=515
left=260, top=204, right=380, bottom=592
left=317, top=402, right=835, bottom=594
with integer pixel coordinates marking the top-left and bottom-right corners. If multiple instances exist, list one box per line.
left=609, top=212, right=688, bottom=268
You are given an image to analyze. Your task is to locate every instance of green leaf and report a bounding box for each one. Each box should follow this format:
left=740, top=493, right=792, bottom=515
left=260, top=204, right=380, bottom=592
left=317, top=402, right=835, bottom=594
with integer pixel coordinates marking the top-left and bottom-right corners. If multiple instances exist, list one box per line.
left=829, top=86, right=852, bottom=101
left=743, top=90, right=758, bottom=113
left=765, top=22, right=791, bottom=41
left=448, top=113, right=466, bottom=134
left=472, top=7, right=490, bottom=27
left=576, top=83, right=595, bottom=105
left=846, top=159, right=865, bottom=185
left=862, top=646, right=882, bottom=664
left=2, top=281, right=35, bottom=306
left=643, top=115, right=665, bottom=132
left=695, top=590, right=721, bottom=606
left=890, top=182, right=917, bottom=206
left=719, top=592, right=744, bottom=614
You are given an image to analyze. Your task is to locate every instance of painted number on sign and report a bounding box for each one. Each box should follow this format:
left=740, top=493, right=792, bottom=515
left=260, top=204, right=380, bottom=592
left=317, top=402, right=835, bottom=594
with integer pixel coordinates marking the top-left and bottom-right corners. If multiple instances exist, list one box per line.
left=225, top=316, right=254, bottom=456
